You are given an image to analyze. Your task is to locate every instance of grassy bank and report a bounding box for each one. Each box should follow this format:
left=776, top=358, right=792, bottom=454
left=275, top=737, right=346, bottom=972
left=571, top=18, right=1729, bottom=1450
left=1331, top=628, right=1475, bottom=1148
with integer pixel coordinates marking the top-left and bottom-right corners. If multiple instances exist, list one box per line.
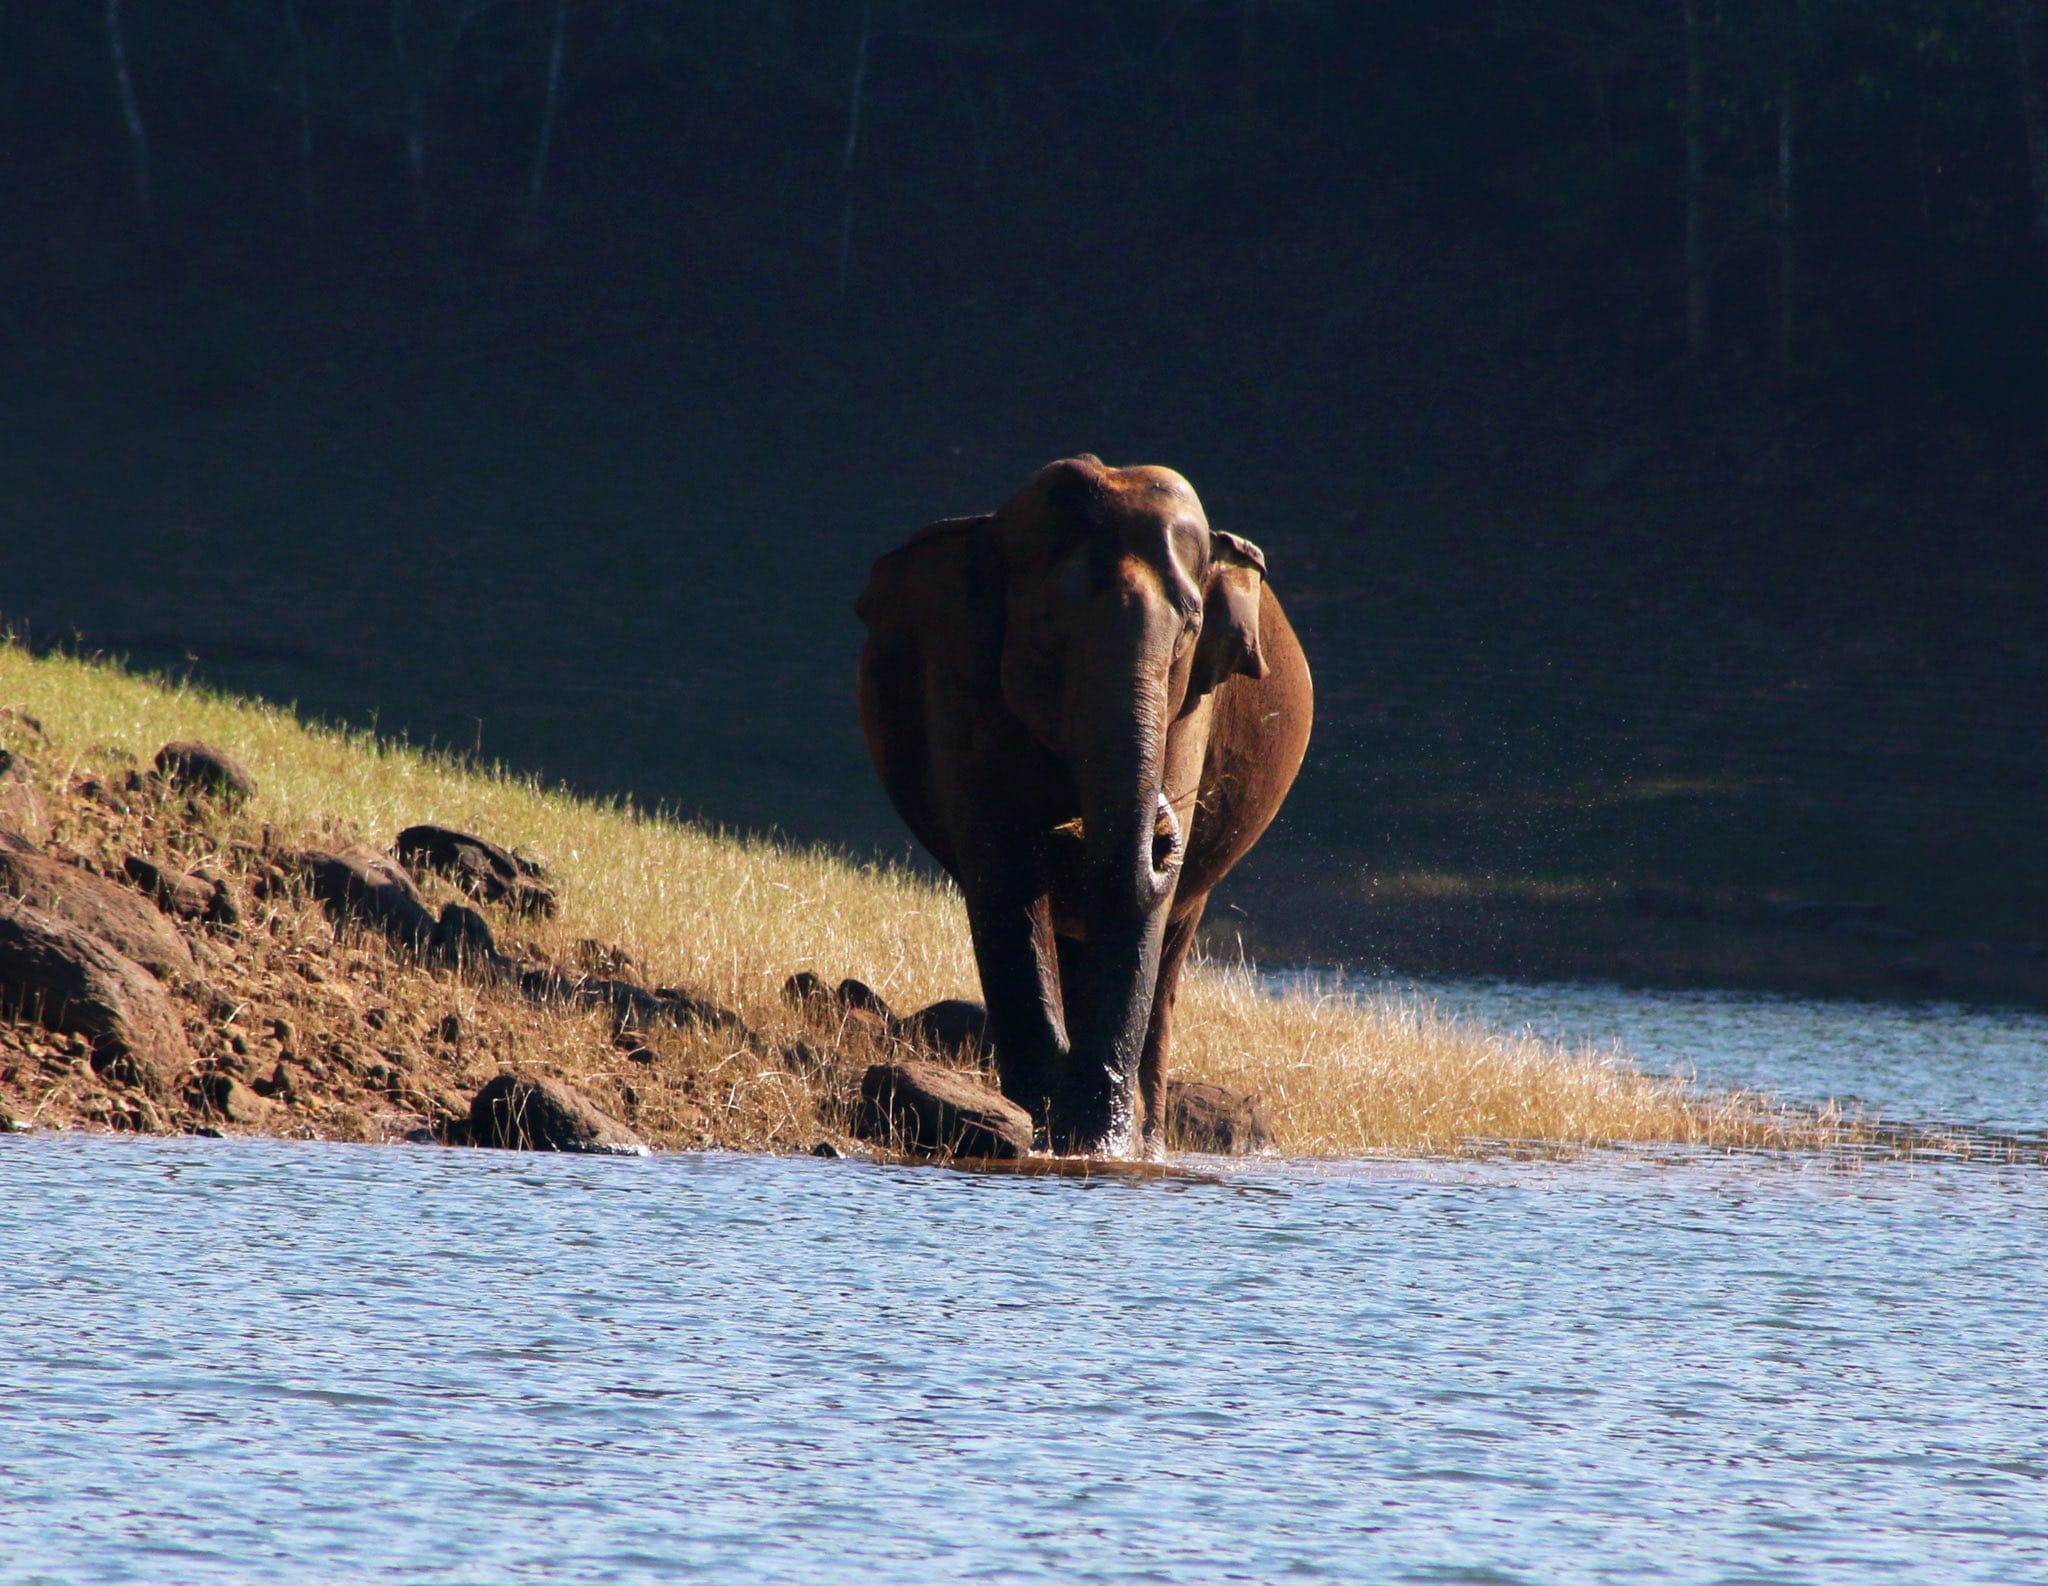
left=0, top=644, right=1843, bottom=1156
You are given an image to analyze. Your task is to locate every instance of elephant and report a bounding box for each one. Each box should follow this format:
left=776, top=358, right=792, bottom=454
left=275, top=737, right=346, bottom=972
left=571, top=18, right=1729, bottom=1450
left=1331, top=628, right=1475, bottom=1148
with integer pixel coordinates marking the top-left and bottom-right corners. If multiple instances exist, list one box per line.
left=855, top=455, right=1312, bottom=1154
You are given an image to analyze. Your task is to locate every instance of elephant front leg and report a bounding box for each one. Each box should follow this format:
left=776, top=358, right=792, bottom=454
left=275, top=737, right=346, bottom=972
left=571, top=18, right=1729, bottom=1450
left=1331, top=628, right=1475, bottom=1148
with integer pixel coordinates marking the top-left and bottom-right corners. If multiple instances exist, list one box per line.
left=964, top=893, right=1068, bottom=1136
left=1138, top=900, right=1206, bottom=1154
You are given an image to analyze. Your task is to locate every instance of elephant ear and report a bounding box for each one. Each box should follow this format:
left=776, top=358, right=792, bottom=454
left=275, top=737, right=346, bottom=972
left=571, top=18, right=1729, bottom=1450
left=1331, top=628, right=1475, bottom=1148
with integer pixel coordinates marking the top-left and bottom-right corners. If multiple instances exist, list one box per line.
left=855, top=514, right=1004, bottom=694
left=1190, top=531, right=1270, bottom=697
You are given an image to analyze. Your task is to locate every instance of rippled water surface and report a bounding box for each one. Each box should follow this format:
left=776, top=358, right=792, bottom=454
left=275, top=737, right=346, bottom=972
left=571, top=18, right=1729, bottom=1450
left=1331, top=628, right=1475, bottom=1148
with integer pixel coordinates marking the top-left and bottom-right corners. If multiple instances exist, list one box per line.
left=5, top=987, right=2047, bottom=1585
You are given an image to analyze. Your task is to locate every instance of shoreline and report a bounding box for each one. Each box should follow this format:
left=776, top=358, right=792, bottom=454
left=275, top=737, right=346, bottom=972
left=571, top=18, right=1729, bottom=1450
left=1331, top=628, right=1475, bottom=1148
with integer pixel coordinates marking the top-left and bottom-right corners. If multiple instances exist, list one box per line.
left=0, top=648, right=1876, bottom=1159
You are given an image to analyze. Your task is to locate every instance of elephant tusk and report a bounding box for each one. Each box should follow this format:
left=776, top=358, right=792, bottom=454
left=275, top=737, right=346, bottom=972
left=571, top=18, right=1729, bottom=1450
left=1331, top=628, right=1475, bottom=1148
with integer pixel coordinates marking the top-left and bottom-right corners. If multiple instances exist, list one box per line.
left=1152, top=792, right=1182, bottom=874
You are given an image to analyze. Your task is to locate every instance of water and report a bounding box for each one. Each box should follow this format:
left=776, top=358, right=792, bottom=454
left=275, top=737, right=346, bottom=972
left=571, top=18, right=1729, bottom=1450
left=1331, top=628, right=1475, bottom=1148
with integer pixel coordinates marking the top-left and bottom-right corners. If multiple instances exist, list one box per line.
left=4, top=986, right=2047, bottom=1586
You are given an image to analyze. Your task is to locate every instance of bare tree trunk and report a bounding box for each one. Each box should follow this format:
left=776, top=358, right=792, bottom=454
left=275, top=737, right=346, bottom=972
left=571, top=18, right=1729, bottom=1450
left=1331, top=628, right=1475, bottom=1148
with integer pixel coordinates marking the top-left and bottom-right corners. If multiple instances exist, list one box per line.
left=104, top=0, right=153, bottom=238
left=283, top=0, right=316, bottom=231
left=1776, top=13, right=1796, bottom=374
left=2015, top=0, right=2048, bottom=260
left=837, top=0, right=872, bottom=292
left=525, top=0, right=569, bottom=232
left=1682, top=0, right=1707, bottom=364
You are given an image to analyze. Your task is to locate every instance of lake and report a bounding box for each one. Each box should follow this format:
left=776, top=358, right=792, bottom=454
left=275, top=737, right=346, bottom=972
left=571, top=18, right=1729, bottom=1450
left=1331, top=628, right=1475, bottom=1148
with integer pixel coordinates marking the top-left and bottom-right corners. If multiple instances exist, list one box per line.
left=4, top=980, right=2046, bottom=1585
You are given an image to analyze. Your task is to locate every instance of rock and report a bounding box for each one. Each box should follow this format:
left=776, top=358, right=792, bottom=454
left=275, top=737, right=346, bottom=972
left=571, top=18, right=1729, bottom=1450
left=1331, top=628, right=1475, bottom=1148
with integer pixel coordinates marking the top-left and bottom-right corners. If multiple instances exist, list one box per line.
left=1165, top=1080, right=1273, bottom=1154
left=780, top=1040, right=828, bottom=1073
left=123, top=853, right=234, bottom=923
left=466, top=1072, right=648, bottom=1155
left=855, top=1059, right=1033, bottom=1159
left=0, top=898, right=192, bottom=1098
left=393, top=825, right=558, bottom=917
left=187, top=1072, right=281, bottom=1126
left=782, top=970, right=832, bottom=1007
left=835, top=978, right=894, bottom=1020
left=901, top=998, right=989, bottom=1056
left=154, top=742, right=257, bottom=804
left=297, top=847, right=438, bottom=951
left=428, top=901, right=498, bottom=967
left=517, top=967, right=745, bottom=1035
left=840, top=1005, right=892, bottom=1041
left=784, top=973, right=899, bottom=1029
left=0, top=848, right=197, bottom=981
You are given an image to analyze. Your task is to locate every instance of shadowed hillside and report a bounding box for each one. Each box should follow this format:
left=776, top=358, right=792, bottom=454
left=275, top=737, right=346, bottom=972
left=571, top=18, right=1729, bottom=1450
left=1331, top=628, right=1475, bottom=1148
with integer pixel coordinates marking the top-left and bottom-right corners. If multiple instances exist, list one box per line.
left=3, top=2, right=2043, bottom=1003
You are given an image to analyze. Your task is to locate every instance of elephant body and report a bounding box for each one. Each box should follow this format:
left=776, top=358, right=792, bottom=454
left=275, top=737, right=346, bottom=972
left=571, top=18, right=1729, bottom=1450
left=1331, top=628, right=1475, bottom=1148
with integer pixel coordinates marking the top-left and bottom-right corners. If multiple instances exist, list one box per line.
left=856, top=457, right=1312, bottom=1154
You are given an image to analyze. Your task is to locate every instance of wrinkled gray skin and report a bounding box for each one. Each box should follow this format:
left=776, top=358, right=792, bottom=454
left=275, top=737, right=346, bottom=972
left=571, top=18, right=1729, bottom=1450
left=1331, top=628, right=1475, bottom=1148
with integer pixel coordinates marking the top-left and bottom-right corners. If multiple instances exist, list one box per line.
left=856, top=456, right=1313, bottom=1154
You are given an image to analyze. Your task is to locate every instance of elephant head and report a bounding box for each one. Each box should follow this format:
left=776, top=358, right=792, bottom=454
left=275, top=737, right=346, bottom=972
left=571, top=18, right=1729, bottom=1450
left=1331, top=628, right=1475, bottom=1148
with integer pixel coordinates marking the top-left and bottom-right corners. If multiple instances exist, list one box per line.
left=987, top=455, right=1272, bottom=1140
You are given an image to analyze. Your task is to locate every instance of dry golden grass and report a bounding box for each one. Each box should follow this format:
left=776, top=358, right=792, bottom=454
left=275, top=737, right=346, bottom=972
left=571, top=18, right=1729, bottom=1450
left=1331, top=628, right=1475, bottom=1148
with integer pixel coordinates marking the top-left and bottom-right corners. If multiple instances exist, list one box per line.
left=0, top=643, right=1851, bottom=1157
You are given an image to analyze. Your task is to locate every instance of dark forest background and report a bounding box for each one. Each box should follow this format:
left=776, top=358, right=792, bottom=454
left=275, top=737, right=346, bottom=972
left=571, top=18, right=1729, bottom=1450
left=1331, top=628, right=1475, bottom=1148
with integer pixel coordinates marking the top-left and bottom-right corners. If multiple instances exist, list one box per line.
left=3, top=1, right=2044, bottom=1003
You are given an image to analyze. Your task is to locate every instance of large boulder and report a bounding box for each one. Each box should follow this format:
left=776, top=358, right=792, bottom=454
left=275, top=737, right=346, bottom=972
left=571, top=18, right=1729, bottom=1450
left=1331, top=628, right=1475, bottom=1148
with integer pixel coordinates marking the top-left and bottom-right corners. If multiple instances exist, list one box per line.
left=298, top=847, right=439, bottom=950
left=154, top=742, right=258, bottom=804
left=0, top=848, right=197, bottom=981
left=465, top=1072, right=648, bottom=1155
left=0, top=897, right=192, bottom=1097
left=901, top=998, right=989, bottom=1057
left=393, top=825, right=558, bottom=918
left=855, top=1059, right=1033, bottom=1159
left=1165, top=1080, right=1273, bottom=1155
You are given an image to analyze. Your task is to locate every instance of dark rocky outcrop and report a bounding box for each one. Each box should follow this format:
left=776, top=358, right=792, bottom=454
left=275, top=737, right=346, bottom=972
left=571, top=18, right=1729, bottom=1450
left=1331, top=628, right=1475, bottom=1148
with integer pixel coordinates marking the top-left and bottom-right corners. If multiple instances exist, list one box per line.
left=901, top=998, right=989, bottom=1056
left=464, top=1072, right=648, bottom=1154
left=834, top=977, right=893, bottom=1020
left=187, top=1071, right=281, bottom=1126
left=1165, top=1080, right=1273, bottom=1154
left=123, top=853, right=237, bottom=924
left=428, top=901, right=498, bottom=968
left=298, top=847, right=439, bottom=950
left=154, top=742, right=257, bottom=804
left=0, top=848, right=197, bottom=981
left=394, top=825, right=558, bottom=917
left=0, top=897, right=191, bottom=1097
left=517, top=968, right=744, bottom=1034
left=784, top=972, right=895, bottom=1023
left=781, top=970, right=832, bottom=1007
left=855, top=1059, right=1033, bottom=1159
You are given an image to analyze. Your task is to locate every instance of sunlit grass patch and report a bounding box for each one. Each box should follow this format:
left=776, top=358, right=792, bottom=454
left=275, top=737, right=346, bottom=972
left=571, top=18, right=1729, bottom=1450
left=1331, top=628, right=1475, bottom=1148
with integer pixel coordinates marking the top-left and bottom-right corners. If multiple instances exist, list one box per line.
left=1167, top=963, right=1848, bottom=1155
left=0, top=641, right=1856, bottom=1157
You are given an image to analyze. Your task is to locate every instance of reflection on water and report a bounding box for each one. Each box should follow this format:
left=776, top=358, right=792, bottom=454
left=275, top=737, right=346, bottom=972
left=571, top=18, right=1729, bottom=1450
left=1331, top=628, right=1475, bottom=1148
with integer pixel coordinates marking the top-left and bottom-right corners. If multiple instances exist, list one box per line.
left=4, top=985, right=2046, bottom=1585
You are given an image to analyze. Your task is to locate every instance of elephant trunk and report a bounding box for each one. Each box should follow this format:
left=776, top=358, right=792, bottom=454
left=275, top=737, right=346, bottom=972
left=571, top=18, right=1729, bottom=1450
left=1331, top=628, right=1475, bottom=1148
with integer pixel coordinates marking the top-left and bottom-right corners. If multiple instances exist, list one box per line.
left=1060, top=632, right=1181, bottom=1151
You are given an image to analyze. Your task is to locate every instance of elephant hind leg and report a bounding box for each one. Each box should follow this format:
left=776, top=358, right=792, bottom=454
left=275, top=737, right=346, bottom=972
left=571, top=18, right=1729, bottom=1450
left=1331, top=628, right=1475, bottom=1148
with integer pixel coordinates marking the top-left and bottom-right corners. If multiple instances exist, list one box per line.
left=1140, top=899, right=1207, bottom=1151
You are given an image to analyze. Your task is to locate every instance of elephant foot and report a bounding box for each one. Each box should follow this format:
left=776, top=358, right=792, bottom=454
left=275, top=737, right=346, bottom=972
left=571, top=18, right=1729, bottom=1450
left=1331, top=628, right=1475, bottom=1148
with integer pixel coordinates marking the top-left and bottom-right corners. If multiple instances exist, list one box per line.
left=1040, top=1093, right=1137, bottom=1160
